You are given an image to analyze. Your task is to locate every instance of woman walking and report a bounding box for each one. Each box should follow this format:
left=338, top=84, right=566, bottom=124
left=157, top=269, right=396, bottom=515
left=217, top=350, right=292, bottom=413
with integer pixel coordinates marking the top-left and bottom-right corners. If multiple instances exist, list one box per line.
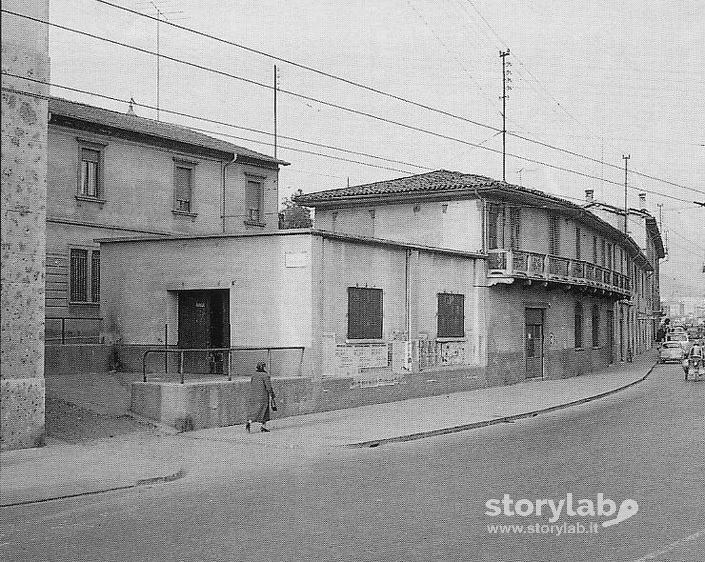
left=245, top=361, right=277, bottom=433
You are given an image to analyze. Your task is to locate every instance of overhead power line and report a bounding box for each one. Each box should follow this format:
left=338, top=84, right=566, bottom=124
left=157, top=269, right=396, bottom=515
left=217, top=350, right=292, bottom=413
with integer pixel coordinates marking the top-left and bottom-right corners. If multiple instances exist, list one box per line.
left=1, top=10, right=699, bottom=203
left=70, top=1, right=705, bottom=198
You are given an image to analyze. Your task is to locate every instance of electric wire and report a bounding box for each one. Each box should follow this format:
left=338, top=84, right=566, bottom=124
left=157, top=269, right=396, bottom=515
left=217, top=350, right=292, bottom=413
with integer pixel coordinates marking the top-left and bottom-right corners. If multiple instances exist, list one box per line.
left=79, top=1, right=705, bottom=197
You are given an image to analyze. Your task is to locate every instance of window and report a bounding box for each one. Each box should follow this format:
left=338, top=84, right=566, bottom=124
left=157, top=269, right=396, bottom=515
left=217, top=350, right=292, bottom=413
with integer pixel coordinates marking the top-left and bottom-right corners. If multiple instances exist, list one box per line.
left=549, top=214, right=560, bottom=255
left=575, top=302, right=584, bottom=348
left=509, top=207, right=521, bottom=251
left=593, top=236, right=598, bottom=264
left=592, top=304, right=600, bottom=347
left=70, top=248, right=100, bottom=303
left=347, top=287, right=382, bottom=340
left=438, top=293, right=465, bottom=338
left=601, top=238, right=606, bottom=267
left=575, top=226, right=581, bottom=260
left=77, top=142, right=105, bottom=199
left=174, top=161, right=195, bottom=213
left=245, top=180, right=264, bottom=223
left=487, top=203, right=502, bottom=250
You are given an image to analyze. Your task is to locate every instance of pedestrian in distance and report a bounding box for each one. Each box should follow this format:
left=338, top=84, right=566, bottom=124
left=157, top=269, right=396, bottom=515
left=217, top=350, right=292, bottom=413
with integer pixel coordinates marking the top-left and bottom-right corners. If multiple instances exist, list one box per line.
left=245, top=361, right=277, bottom=433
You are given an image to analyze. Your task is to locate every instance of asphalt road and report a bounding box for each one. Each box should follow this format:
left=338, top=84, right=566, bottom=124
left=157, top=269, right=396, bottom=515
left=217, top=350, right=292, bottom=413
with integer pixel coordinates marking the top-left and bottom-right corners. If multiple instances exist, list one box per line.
left=2, top=363, right=704, bottom=562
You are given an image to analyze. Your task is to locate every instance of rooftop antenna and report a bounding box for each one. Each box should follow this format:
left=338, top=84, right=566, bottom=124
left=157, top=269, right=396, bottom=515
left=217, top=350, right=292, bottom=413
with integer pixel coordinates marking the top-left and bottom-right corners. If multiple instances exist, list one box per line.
left=141, top=1, right=186, bottom=120
left=622, top=154, right=630, bottom=234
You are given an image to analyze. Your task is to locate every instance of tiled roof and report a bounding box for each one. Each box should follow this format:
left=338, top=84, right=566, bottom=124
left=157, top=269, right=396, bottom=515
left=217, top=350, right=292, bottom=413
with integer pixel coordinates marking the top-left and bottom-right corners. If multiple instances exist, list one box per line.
left=48, top=97, right=288, bottom=165
left=294, top=170, right=500, bottom=203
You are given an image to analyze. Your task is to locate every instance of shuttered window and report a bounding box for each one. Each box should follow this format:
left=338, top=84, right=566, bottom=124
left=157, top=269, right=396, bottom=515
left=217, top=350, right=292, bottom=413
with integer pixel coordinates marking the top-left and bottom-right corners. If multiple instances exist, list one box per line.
left=70, top=248, right=100, bottom=303
left=438, top=293, right=465, bottom=338
left=347, top=287, right=383, bottom=340
left=487, top=203, right=501, bottom=250
left=91, top=251, right=100, bottom=303
left=509, top=207, right=521, bottom=251
left=549, top=214, right=561, bottom=255
left=245, top=180, right=263, bottom=222
left=174, top=163, right=194, bottom=212
left=575, top=302, right=584, bottom=348
left=70, top=249, right=88, bottom=302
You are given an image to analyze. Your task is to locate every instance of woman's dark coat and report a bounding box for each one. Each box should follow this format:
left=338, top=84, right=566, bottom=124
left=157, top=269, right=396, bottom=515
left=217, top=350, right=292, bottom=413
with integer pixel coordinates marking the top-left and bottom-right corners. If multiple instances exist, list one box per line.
left=248, top=371, right=275, bottom=423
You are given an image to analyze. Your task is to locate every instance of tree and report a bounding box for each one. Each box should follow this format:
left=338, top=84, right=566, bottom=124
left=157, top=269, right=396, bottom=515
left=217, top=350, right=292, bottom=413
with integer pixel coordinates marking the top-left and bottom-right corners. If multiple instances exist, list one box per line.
left=279, top=189, right=313, bottom=229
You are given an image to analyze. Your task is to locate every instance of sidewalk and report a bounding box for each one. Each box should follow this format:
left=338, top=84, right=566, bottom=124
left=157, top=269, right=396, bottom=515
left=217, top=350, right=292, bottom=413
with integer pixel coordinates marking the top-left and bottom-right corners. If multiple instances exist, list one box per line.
left=1, top=352, right=656, bottom=507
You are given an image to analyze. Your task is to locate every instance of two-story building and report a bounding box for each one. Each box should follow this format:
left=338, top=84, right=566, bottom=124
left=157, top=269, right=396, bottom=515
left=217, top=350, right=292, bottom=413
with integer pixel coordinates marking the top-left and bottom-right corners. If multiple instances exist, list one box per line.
left=45, top=97, right=287, bottom=341
left=296, top=169, right=663, bottom=383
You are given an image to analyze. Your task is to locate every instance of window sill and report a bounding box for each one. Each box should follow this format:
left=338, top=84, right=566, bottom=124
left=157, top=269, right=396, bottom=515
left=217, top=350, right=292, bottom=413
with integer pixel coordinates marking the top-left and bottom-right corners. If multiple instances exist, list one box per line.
left=172, top=209, right=198, bottom=218
left=436, top=337, right=467, bottom=342
left=574, top=347, right=585, bottom=352
left=75, top=195, right=106, bottom=205
left=69, top=301, right=100, bottom=306
left=244, top=220, right=266, bottom=227
left=345, top=338, right=386, bottom=345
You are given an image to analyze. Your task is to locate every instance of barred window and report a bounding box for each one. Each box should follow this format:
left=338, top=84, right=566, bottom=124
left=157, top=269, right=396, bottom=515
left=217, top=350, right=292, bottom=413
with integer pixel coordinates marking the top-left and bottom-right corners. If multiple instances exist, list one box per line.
left=70, top=248, right=100, bottom=303
left=575, top=302, right=584, bottom=348
left=348, top=287, right=382, bottom=340
left=438, top=293, right=465, bottom=338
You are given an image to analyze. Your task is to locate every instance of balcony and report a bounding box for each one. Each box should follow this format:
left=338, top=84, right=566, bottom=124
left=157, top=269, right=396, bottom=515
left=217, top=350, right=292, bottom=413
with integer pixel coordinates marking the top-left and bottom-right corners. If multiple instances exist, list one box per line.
left=487, top=249, right=631, bottom=297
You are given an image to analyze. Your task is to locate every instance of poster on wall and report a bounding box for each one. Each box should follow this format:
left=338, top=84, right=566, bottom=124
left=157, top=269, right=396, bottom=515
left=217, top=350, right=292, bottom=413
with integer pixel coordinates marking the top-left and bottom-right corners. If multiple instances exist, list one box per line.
left=440, top=341, right=467, bottom=365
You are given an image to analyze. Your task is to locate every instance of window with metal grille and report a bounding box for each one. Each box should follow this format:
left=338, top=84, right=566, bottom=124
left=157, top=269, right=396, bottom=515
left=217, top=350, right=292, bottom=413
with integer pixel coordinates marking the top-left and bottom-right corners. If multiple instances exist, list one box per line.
left=79, top=147, right=101, bottom=197
left=70, top=249, right=100, bottom=303
left=347, top=287, right=382, bottom=340
left=575, top=302, right=584, bottom=348
left=592, top=304, right=600, bottom=347
left=174, top=163, right=194, bottom=213
left=509, top=207, right=520, bottom=251
left=549, top=214, right=560, bottom=255
left=438, top=293, right=465, bottom=338
left=246, top=180, right=263, bottom=223
left=487, top=203, right=501, bottom=249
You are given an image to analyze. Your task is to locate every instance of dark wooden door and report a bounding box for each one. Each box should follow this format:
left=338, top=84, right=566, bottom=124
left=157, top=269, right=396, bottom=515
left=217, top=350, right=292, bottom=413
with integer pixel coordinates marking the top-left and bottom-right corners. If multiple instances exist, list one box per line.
left=177, top=290, right=229, bottom=374
left=525, top=308, right=544, bottom=379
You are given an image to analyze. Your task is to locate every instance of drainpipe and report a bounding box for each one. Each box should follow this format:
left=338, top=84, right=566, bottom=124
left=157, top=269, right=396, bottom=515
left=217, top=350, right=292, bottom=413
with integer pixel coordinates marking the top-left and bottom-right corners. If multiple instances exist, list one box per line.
left=222, top=156, right=237, bottom=233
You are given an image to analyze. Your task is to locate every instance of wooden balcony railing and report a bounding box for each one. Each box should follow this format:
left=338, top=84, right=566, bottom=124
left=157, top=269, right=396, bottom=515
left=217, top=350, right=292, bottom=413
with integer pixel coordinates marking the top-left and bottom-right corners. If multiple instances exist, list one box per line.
left=487, top=249, right=631, bottom=296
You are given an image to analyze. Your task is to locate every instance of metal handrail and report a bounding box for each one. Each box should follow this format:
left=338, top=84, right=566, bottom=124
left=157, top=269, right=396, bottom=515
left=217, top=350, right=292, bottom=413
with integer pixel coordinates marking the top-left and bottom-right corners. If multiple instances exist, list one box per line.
left=142, top=346, right=305, bottom=383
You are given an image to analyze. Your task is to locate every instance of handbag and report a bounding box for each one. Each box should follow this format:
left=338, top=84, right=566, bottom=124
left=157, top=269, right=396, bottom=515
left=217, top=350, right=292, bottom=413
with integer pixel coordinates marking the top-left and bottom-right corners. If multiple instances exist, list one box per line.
left=270, top=395, right=278, bottom=412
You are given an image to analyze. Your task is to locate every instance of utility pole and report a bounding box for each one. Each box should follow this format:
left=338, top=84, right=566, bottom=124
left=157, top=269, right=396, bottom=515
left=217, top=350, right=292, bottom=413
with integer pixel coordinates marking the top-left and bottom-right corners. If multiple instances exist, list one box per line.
left=500, top=49, right=511, bottom=182
left=273, top=65, right=278, bottom=161
left=657, top=203, right=663, bottom=231
left=623, top=154, right=630, bottom=234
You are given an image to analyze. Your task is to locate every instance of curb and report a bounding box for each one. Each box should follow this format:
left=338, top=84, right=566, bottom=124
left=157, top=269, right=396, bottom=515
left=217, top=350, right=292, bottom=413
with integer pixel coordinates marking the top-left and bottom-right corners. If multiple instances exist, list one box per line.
left=0, top=468, right=186, bottom=509
left=347, top=362, right=657, bottom=448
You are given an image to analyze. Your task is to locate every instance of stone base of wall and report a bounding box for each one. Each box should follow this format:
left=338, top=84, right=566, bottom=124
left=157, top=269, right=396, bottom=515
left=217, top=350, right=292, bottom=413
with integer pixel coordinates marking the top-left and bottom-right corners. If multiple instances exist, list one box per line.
left=131, top=366, right=486, bottom=430
left=0, top=377, right=45, bottom=450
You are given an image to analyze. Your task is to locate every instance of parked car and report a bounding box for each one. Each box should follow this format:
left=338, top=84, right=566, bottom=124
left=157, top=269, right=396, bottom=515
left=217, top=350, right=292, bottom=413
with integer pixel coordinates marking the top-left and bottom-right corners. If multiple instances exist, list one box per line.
left=666, top=333, right=691, bottom=353
left=659, top=341, right=685, bottom=363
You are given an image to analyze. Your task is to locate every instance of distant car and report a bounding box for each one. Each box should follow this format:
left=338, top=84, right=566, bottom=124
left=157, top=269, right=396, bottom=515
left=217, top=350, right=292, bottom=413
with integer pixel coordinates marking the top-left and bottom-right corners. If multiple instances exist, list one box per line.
left=671, top=326, right=687, bottom=335
left=659, top=341, right=685, bottom=363
left=666, top=333, right=691, bottom=353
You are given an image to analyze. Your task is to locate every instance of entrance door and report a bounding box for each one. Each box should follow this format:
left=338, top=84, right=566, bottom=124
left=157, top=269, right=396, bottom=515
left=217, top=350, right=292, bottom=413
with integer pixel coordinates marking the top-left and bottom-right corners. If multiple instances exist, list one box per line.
left=177, top=290, right=229, bottom=373
left=525, top=308, right=544, bottom=379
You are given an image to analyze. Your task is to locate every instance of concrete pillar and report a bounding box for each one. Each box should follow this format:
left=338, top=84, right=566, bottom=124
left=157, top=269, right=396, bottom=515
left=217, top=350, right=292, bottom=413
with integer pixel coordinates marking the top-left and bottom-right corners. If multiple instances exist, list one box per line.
left=1, top=0, right=50, bottom=450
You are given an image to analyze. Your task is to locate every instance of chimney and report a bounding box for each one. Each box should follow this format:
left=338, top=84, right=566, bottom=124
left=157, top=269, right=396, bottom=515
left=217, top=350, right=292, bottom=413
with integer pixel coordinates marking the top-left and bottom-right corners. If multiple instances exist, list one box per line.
left=127, top=97, right=136, bottom=116
left=639, top=192, right=646, bottom=209
left=585, top=189, right=594, bottom=203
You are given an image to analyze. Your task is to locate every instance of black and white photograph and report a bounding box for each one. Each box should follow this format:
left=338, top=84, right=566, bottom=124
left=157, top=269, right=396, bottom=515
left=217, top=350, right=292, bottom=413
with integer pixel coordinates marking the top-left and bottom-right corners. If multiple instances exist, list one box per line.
left=1, top=1, right=704, bottom=560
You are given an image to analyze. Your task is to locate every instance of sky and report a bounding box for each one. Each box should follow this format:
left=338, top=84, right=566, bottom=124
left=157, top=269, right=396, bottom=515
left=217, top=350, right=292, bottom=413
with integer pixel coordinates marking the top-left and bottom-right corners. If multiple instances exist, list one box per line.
left=36, top=0, right=705, bottom=300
